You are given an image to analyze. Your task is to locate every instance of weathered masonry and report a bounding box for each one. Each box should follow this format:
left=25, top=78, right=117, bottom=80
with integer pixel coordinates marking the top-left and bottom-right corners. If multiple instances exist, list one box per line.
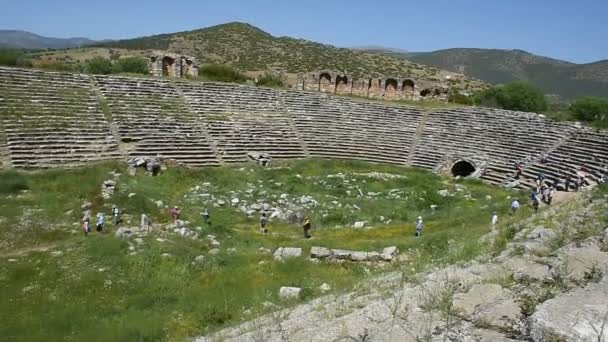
left=1, top=66, right=606, bottom=193
left=295, top=71, right=448, bottom=101
left=149, top=51, right=199, bottom=78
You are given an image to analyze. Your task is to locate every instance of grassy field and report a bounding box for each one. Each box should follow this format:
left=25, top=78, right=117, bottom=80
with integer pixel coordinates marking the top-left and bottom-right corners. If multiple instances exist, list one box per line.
left=0, top=159, right=530, bottom=341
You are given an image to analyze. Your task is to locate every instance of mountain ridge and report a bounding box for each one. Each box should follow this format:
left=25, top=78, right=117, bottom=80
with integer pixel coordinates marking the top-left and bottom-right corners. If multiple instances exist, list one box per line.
left=372, top=47, right=608, bottom=99
left=0, top=30, right=98, bottom=49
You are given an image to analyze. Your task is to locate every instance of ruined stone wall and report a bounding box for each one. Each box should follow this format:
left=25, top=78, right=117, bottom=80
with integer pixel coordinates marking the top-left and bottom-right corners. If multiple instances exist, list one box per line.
left=296, top=71, right=449, bottom=101
left=148, top=51, right=199, bottom=78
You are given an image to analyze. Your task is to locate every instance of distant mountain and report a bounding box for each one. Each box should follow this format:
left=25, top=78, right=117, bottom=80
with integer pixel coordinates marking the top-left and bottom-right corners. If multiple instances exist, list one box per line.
left=374, top=48, right=608, bottom=100
left=0, top=30, right=98, bottom=49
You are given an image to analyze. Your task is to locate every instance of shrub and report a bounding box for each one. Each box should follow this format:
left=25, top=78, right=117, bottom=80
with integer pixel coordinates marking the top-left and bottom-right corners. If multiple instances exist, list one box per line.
left=257, top=72, right=284, bottom=87
left=0, top=49, right=21, bottom=66
left=448, top=88, right=474, bottom=105
left=0, top=170, right=29, bottom=194
left=85, top=57, right=113, bottom=75
left=113, top=57, right=149, bottom=75
left=199, top=64, right=249, bottom=83
left=569, top=96, right=608, bottom=127
left=474, top=81, right=548, bottom=113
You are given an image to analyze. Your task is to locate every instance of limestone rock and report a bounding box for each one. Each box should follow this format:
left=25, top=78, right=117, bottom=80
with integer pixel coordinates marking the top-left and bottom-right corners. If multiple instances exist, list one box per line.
left=353, top=221, right=368, bottom=229
left=279, top=287, right=301, bottom=300
left=194, top=255, right=206, bottom=264
left=502, top=257, right=551, bottom=282
left=310, top=246, right=331, bottom=259
left=381, top=246, right=399, bottom=261
left=529, top=277, right=608, bottom=342
left=114, top=227, right=133, bottom=239
left=319, top=283, right=331, bottom=292
left=331, top=249, right=353, bottom=260
left=453, top=284, right=521, bottom=331
left=552, top=242, right=608, bottom=281
left=349, top=251, right=368, bottom=262
left=438, top=189, right=450, bottom=196
left=273, top=247, right=303, bottom=261
left=258, top=247, right=271, bottom=254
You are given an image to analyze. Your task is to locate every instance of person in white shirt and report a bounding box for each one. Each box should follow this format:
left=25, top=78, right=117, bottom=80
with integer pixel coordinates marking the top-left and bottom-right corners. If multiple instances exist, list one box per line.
left=510, top=199, right=520, bottom=215
left=491, top=212, right=498, bottom=228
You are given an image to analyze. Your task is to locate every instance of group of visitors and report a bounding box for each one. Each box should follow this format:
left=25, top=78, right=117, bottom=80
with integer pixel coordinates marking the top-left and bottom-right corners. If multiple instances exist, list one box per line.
left=83, top=205, right=121, bottom=236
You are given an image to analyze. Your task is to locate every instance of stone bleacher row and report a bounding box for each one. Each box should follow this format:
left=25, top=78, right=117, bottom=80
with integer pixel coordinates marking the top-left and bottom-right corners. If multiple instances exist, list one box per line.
left=0, top=67, right=121, bottom=168
left=0, top=67, right=606, bottom=190
left=93, top=75, right=220, bottom=167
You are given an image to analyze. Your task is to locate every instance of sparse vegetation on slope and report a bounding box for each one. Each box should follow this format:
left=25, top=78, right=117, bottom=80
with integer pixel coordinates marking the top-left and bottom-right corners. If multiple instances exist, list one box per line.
left=86, top=22, right=485, bottom=90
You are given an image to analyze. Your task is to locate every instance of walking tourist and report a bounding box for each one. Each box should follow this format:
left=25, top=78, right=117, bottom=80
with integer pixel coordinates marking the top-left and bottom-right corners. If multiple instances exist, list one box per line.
left=95, top=212, right=105, bottom=232
left=201, top=207, right=210, bottom=225
left=510, top=198, right=520, bottom=215
left=303, top=216, right=312, bottom=239
left=415, top=216, right=424, bottom=237
left=259, top=212, right=268, bottom=234
left=171, top=206, right=181, bottom=224
left=83, top=217, right=91, bottom=236
left=111, top=205, right=121, bottom=227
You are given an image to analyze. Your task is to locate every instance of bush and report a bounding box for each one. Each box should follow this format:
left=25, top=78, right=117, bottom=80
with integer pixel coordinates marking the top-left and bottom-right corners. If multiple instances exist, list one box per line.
left=0, top=170, right=29, bottom=194
left=257, top=72, right=284, bottom=87
left=448, top=88, right=474, bottom=105
left=113, top=57, right=149, bottom=75
left=199, top=64, right=249, bottom=83
left=474, top=81, right=548, bottom=113
left=85, top=57, right=113, bottom=75
left=0, top=49, right=21, bottom=66
left=570, top=96, right=608, bottom=127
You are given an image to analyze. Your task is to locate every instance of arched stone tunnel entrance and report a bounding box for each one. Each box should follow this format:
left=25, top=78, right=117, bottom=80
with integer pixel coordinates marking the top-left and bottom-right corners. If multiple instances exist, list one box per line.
left=451, top=160, right=476, bottom=177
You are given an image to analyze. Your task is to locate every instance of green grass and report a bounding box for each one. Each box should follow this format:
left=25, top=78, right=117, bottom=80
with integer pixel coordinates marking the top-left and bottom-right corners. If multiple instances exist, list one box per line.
left=0, top=159, right=531, bottom=341
left=0, top=170, right=29, bottom=194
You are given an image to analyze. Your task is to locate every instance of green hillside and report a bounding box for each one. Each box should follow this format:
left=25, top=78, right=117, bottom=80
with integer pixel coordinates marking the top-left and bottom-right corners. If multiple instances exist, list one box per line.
left=384, top=48, right=608, bottom=100
left=91, top=22, right=484, bottom=90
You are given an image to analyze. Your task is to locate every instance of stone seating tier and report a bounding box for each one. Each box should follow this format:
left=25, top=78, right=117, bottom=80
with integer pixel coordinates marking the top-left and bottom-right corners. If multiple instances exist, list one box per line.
left=1, top=67, right=606, bottom=191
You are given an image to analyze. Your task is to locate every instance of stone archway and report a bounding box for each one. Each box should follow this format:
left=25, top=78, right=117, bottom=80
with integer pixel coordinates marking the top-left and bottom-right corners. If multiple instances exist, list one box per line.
left=402, top=79, right=415, bottom=99
left=384, top=78, right=398, bottom=99
left=451, top=160, right=476, bottom=177
left=335, top=75, right=349, bottom=94
left=319, top=73, right=332, bottom=93
left=162, top=56, right=176, bottom=77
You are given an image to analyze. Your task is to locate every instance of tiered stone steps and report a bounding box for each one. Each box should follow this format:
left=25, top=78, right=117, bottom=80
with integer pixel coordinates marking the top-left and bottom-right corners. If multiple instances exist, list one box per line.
left=178, top=81, right=306, bottom=163
left=523, top=130, right=608, bottom=185
left=0, top=67, right=121, bottom=168
left=0, top=66, right=606, bottom=193
left=282, top=91, right=424, bottom=165
left=410, top=107, right=576, bottom=185
left=94, top=75, right=220, bottom=167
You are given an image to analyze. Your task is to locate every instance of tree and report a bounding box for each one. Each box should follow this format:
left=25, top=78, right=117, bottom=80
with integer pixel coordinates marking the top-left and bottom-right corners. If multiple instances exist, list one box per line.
left=85, top=57, right=113, bottom=75
left=570, top=96, right=608, bottom=127
left=199, top=64, right=249, bottom=83
left=0, top=49, right=21, bottom=66
left=474, top=81, right=548, bottom=113
left=497, top=81, right=548, bottom=112
left=448, top=88, right=473, bottom=105
left=114, top=57, right=149, bottom=75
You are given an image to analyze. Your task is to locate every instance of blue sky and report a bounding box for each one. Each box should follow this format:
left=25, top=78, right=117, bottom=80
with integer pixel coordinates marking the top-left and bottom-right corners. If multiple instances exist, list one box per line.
left=2, top=0, right=606, bottom=63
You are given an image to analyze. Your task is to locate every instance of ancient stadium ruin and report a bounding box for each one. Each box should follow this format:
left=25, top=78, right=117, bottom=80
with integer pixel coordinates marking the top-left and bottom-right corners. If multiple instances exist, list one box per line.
left=0, top=66, right=606, bottom=190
